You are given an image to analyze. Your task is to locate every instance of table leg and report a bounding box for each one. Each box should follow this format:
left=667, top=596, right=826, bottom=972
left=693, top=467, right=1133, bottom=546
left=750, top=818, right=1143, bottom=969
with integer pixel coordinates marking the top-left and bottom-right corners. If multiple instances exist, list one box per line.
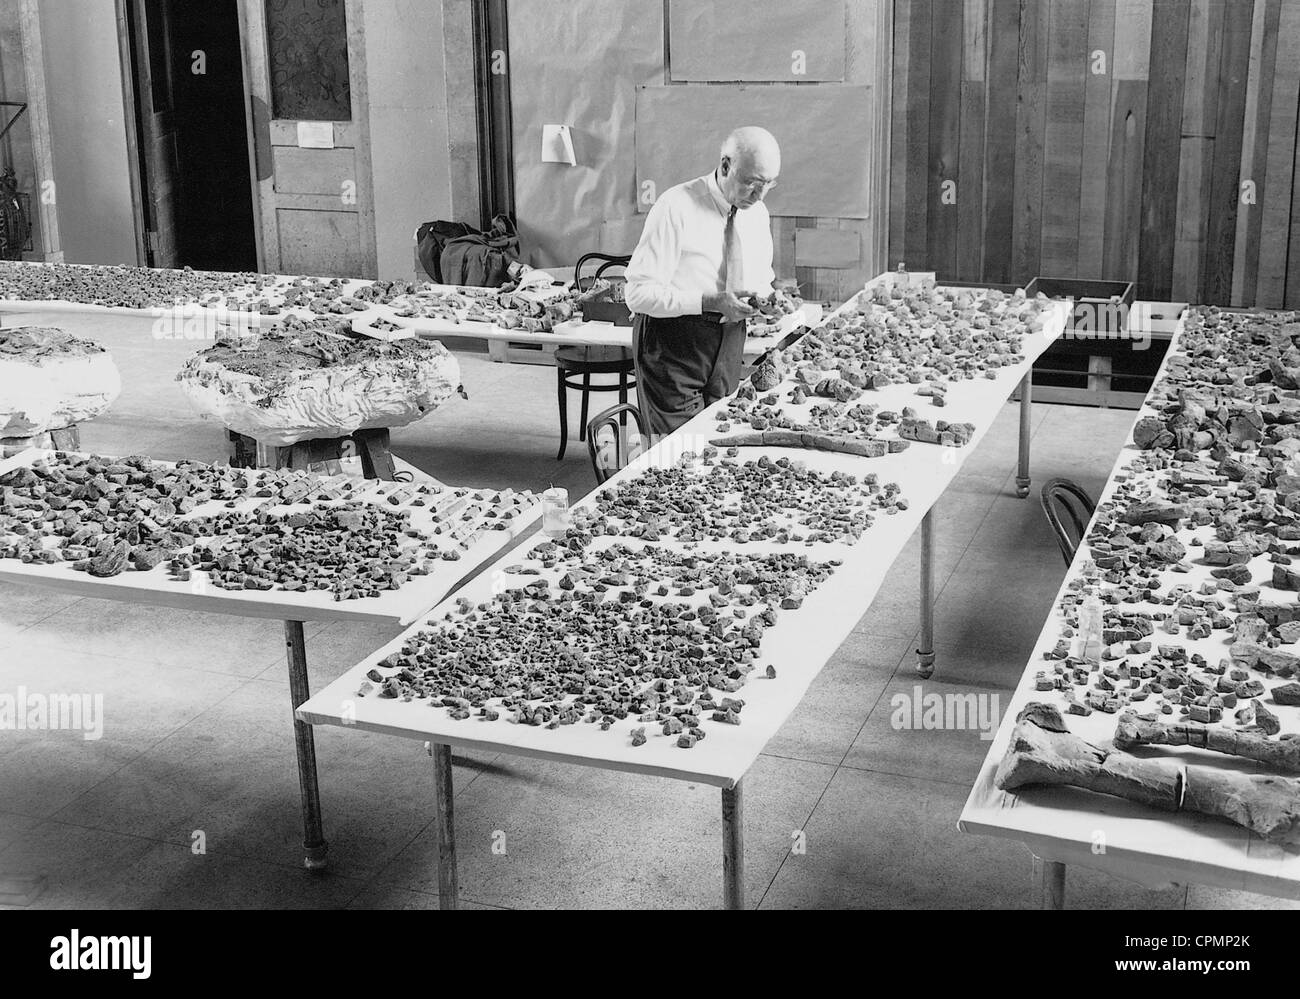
left=284, top=620, right=329, bottom=871
left=432, top=742, right=460, bottom=910
left=355, top=428, right=396, bottom=481
left=49, top=425, right=80, bottom=451
left=722, top=781, right=744, bottom=910
left=915, top=510, right=936, bottom=678
left=1041, top=860, right=1066, bottom=910
left=1016, top=370, right=1033, bottom=498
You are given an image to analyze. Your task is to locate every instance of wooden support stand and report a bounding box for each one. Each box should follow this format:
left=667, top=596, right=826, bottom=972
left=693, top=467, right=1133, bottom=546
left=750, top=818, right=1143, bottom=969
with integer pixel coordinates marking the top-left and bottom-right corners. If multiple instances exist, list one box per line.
left=228, top=427, right=397, bottom=481
left=2, top=424, right=81, bottom=453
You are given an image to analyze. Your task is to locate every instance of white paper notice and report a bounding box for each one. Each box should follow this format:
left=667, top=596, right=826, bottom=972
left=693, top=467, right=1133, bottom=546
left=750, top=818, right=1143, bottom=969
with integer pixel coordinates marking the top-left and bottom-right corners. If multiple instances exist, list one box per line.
left=297, top=122, right=335, bottom=149
left=540, top=124, right=576, bottom=165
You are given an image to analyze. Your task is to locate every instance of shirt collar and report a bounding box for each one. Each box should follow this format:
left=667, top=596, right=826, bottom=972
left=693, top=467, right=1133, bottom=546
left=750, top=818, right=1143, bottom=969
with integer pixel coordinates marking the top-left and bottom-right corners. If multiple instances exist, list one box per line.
left=704, top=170, right=732, bottom=216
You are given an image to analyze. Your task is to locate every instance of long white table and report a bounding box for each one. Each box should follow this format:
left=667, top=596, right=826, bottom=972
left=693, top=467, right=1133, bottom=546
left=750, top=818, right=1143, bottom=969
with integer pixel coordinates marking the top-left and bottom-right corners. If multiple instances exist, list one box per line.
left=295, top=290, right=1070, bottom=908
left=352, top=299, right=820, bottom=363
left=0, top=447, right=542, bottom=870
left=0, top=263, right=816, bottom=363
left=959, top=310, right=1300, bottom=908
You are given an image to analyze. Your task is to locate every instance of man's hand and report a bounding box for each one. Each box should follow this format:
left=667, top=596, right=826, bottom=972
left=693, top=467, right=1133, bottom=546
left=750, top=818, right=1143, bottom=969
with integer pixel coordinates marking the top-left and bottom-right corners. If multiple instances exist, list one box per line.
left=702, top=291, right=758, bottom=323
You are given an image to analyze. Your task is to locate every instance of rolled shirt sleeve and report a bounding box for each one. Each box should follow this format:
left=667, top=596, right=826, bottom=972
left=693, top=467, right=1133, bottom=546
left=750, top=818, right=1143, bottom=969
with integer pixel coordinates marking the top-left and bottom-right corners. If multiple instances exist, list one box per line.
left=625, top=194, right=704, bottom=319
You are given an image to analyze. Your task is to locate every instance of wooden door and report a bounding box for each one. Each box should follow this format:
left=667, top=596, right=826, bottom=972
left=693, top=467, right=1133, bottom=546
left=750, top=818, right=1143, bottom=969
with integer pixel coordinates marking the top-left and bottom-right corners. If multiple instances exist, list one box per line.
left=237, top=0, right=376, bottom=278
left=127, top=0, right=181, bottom=268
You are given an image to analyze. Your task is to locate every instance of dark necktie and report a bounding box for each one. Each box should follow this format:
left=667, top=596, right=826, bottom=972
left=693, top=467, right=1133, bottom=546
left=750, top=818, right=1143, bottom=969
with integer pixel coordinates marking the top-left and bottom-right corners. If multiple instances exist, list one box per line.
left=720, top=205, right=743, bottom=293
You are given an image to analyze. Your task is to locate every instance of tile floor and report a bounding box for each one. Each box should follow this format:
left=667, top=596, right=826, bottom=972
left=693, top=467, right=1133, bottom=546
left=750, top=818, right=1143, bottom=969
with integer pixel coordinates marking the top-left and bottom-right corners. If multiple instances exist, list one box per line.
left=0, top=309, right=1294, bottom=909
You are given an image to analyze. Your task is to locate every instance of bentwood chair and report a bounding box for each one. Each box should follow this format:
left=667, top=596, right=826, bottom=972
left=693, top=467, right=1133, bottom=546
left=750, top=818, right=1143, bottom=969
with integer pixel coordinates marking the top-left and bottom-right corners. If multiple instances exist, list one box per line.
left=1039, top=477, right=1097, bottom=566
left=586, top=402, right=648, bottom=485
left=555, top=253, right=636, bottom=460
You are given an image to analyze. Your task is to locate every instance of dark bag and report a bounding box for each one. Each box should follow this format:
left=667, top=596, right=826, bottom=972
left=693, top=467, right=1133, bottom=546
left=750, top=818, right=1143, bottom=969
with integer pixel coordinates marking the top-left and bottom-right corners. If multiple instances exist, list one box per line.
left=415, top=219, right=476, bottom=283
left=439, top=214, right=520, bottom=287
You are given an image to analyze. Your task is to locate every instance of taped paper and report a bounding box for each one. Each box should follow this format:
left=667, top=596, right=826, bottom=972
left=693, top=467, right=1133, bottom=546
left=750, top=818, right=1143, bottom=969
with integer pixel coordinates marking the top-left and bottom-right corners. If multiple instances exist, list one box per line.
left=541, top=124, right=577, bottom=165
left=296, top=121, right=335, bottom=149
left=509, top=0, right=663, bottom=270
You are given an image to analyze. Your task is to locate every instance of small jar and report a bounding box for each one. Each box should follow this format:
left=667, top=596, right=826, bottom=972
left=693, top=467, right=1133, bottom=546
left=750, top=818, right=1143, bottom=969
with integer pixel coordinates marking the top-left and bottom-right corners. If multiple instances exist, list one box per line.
left=541, top=487, right=570, bottom=537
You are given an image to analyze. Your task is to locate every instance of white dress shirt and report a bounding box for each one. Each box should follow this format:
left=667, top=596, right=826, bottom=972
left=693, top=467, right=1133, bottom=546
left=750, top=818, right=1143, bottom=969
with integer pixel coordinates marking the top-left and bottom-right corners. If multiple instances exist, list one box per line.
left=625, top=171, right=775, bottom=319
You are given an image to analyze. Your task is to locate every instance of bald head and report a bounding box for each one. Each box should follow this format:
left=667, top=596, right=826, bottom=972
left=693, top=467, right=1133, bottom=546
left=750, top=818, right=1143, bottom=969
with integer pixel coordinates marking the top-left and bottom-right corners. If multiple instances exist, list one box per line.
left=717, top=126, right=781, bottom=209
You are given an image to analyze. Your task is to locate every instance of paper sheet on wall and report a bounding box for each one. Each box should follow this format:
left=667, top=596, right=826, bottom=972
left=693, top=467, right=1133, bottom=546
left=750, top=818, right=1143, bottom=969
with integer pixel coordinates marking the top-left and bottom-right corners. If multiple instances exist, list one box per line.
left=508, top=0, right=664, bottom=270
left=296, top=121, right=335, bottom=149
left=667, top=0, right=846, bottom=81
left=541, top=124, right=577, bottom=165
left=635, top=85, right=874, bottom=219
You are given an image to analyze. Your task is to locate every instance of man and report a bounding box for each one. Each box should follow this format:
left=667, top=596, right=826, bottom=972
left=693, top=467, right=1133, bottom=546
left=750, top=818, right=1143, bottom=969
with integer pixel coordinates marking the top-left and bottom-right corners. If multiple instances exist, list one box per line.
left=625, top=126, right=780, bottom=437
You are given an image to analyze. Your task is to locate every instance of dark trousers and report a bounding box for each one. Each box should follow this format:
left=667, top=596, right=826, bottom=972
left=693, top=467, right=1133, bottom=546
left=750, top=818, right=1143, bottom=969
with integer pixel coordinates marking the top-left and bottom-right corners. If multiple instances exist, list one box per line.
left=632, top=313, right=745, bottom=438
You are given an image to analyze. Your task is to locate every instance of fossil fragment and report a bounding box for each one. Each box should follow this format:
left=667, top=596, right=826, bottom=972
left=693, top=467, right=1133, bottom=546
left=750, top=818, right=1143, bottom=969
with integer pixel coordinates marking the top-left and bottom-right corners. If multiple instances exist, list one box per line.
left=750, top=350, right=786, bottom=392
left=88, top=540, right=129, bottom=577
left=708, top=431, right=890, bottom=458
left=997, top=704, right=1300, bottom=845
left=1113, top=711, right=1300, bottom=774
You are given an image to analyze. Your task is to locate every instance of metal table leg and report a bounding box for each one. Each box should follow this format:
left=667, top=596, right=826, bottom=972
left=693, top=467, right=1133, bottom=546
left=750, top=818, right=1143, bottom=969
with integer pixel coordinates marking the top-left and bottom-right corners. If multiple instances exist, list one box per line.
left=284, top=620, right=329, bottom=870
left=433, top=742, right=460, bottom=910
left=1041, top=859, right=1066, bottom=909
left=722, top=780, right=744, bottom=910
left=916, top=510, right=936, bottom=678
left=1016, top=370, right=1033, bottom=498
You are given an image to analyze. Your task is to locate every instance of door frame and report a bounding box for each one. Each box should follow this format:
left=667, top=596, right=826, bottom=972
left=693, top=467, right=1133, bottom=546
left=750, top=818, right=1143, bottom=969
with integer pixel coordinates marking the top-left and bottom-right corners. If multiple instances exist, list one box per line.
left=472, top=0, right=514, bottom=226
left=237, top=0, right=378, bottom=279
left=114, top=0, right=148, bottom=266
left=233, top=0, right=265, bottom=271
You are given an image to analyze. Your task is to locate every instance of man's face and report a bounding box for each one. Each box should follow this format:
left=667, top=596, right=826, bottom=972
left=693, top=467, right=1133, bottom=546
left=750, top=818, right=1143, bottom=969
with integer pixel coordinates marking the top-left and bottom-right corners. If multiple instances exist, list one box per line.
left=719, top=152, right=780, bottom=209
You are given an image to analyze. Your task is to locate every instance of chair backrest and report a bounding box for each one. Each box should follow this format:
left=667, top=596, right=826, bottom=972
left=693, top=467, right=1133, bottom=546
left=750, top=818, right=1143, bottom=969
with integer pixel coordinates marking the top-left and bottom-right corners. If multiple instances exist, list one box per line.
left=1039, top=478, right=1096, bottom=567
left=574, top=252, right=631, bottom=292
left=587, top=402, right=647, bottom=485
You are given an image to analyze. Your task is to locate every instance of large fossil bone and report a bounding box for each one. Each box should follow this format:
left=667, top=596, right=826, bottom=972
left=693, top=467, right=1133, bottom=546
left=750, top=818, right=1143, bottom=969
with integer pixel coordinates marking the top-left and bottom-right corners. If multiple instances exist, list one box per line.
left=1113, top=711, right=1300, bottom=775
left=994, top=703, right=1300, bottom=845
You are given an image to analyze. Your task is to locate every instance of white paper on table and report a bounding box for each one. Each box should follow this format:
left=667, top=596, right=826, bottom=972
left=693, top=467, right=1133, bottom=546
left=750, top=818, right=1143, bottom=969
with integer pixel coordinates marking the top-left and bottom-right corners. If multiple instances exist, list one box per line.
left=541, top=124, right=576, bottom=165
left=297, top=122, right=335, bottom=149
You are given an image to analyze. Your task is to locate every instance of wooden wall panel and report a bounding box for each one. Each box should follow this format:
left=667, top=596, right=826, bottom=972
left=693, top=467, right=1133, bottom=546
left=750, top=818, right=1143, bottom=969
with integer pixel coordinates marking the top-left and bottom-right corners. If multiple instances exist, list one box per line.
left=982, top=0, right=1019, bottom=283
left=888, top=0, right=911, bottom=270
left=1011, top=0, right=1048, bottom=283
left=1259, top=0, right=1300, bottom=307
left=1040, top=0, right=1088, bottom=278
left=889, top=0, right=1300, bottom=307
left=926, top=0, right=962, bottom=278
left=1077, top=0, right=1116, bottom=279
left=1136, top=0, right=1188, bottom=302
left=904, top=0, right=932, bottom=268
left=1200, top=0, right=1253, bottom=306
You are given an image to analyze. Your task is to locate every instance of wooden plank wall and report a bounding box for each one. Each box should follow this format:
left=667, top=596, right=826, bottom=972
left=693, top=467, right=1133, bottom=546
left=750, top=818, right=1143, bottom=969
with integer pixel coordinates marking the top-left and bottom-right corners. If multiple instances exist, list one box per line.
left=889, top=0, right=1300, bottom=307
left=775, top=0, right=893, bottom=304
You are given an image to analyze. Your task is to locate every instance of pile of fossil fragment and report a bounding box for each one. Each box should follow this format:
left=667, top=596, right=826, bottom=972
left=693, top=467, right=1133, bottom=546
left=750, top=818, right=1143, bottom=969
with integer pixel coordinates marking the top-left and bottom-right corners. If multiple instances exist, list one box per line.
left=0, top=452, right=535, bottom=599
left=0, top=261, right=277, bottom=311
left=360, top=447, right=904, bottom=745
left=579, top=451, right=906, bottom=544
left=709, top=286, right=1044, bottom=458
left=382, top=283, right=578, bottom=332
left=1004, top=306, right=1300, bottom=841
left=176, top=317, right=463, bottom=447
left=363, top=541, right=836, bottom=744
left=787, top=284, right=1050, bottom=395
